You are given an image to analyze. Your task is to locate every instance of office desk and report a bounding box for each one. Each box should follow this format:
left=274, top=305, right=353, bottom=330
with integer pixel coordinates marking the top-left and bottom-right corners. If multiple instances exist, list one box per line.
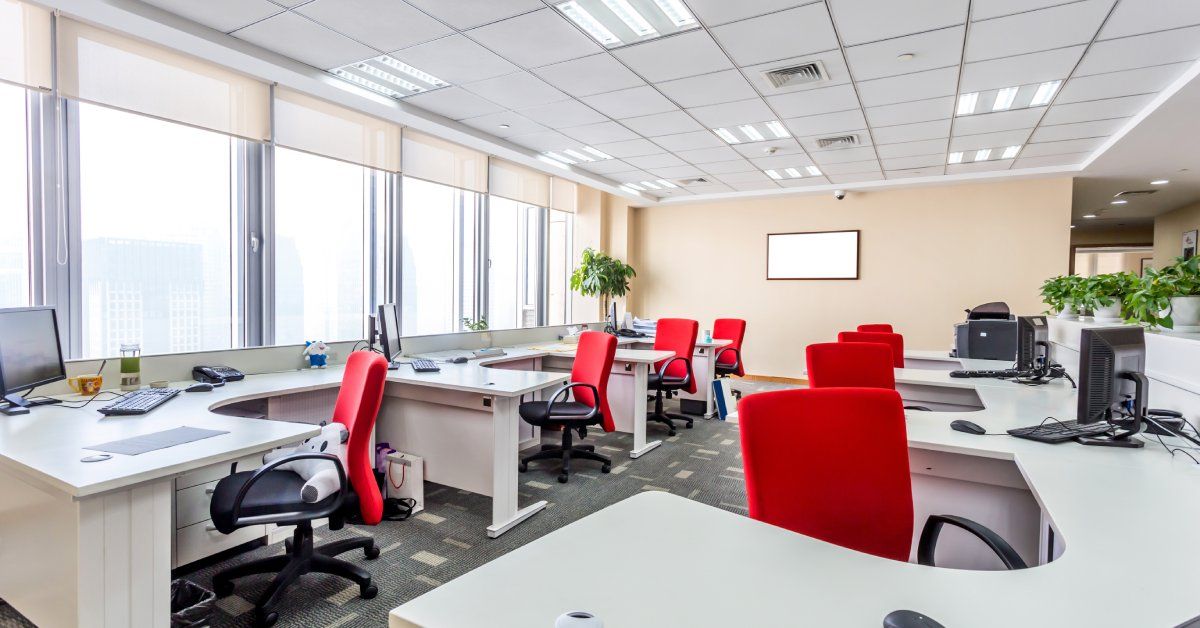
left=391, top=371, right=1200, bottom=627
left=630, top=337, right=733, bottom=418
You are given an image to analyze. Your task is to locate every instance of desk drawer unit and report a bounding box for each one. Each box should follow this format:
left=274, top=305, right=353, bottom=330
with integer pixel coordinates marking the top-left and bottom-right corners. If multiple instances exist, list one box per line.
left=173, top=453, right=268, bottom=568
left=176, top=520, right=265, bottom=567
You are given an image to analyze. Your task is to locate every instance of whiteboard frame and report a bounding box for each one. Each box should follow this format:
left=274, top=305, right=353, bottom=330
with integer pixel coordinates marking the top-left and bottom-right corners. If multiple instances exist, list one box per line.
left=765, top=230, right=860, bottom=280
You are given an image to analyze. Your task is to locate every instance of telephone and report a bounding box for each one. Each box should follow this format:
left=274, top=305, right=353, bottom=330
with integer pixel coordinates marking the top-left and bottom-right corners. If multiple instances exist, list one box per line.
left=193, top=365, right=245, bottom=383
left=616, top=328, right=646, bottom=338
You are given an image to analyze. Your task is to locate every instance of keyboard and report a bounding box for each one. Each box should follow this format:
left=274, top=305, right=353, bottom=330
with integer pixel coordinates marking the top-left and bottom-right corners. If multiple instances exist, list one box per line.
left=98, top=388, right=181, bottom=416
left=1007, top=420, right=1112, bottom=444
left=410, top=358, right=440, bottom=373
left=950, top=369, right=1020, bottom=379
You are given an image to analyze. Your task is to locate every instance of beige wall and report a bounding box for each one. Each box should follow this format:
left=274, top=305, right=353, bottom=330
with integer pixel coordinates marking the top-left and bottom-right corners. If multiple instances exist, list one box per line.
left=630, top=178, right=1073, bottom=378
left=1153, top=201, right=1200, bottom=268
left=568, top=189, right=640, bottom=324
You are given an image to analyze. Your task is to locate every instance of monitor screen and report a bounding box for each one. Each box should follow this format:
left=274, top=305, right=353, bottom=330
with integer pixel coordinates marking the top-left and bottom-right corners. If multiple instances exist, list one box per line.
left=0, top=307, right=66, bottom=394
left=377, top=303, right=402, bottom=361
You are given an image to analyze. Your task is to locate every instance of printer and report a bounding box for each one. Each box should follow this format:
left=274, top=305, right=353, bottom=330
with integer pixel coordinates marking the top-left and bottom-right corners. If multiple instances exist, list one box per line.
left=953, top=302, right=1018, bottom=360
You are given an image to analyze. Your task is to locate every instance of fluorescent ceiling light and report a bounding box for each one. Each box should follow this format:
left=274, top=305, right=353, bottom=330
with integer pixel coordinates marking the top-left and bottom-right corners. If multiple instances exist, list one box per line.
left=543, top=151, right=576, bottom=164
left=957, top=92, right=979, bottom=116
left=640, top=180, right=660, bottom=189
left=558, top=1, right=620, bottom=45
left=1111, top=199, right=1127, bottom=205
left=1083, top=213, right=1097, bottom=218
left=353, top=63, right=426, bottom=93
left=619, top=185, right=641, bottom=194
left=1151, top=179, right=1169, bottom=185
left=562, top=148, right=594, bottom=162
left=1070, top=224, right=1076, bottom=229
left=377, top=56, right=448, bottom=88
left=333, top=70, right=401, bottom=98
left=738, top=124, right=765, bottom=142
left=948, top=152, right=963, bottom=164
left=805, top=166, right=821, bottom=176
left=583, top=146, right=613, bottom=160
left=784, top=167, right=802, bottom=178
left=624, top=182, right=644, bottom=191
left=1001, top=145, right=1020, bottom=159
left=1030, top=80, right=1061, bottom=106
left=765, top=121, right=791, bottom=139
left=974, top=148, right=992, bottom=161
left=713, top=128, right=740, bottom=144
left=651, top=0, right=696, bottom=26
left=538, top=155, right=570, bottom=169
left=656, top=179, right=678, bottom=188
left=601, top=0, right=657, bottom=36
left=992, top=87, right=1018, bottom=112
left=764, top=169, right=782, bottom=180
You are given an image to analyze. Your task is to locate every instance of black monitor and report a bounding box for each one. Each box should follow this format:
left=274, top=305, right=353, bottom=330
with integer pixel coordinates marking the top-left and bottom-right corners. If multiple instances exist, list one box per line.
left=606, top=301, right=617, bottom=333
left=1016, top=316, right=1048, bottom=372
left=1076, top=326, right=1147, bottom=447
left=376, top=303, right=402, bottom=370
left=0, top=307, right=67, bottom=415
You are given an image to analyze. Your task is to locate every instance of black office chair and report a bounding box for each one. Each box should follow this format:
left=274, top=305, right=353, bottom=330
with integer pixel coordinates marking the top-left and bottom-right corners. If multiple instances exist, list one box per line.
left=647, top=318, right=699, bottom=436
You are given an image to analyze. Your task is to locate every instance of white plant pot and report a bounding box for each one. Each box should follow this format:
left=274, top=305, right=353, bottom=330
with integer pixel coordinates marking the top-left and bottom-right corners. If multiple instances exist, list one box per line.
left=1093, top=301, right=1123, bottom=323
left=1056, top=307, right=1079, bottom=320
left=1169, top=295, right=1200, bottom=332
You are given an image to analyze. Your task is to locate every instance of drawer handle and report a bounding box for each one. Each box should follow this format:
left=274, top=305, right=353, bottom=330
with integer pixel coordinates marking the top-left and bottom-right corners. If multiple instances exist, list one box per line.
left=205, top=488, right=215, bottom=495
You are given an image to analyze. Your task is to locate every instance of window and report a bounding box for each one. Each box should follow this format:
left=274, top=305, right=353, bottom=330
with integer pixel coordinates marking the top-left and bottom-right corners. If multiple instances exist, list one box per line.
left=77, top=103, right=237, bottom=358
left=488, top=197, right=542, bottom=330
left=273, top=147, right=368, bottom=344
left=0, top=83, right=30, bottom=308
left=401, top=177, right=478, bottom=335
left=547, top=209, right=572, bottom=326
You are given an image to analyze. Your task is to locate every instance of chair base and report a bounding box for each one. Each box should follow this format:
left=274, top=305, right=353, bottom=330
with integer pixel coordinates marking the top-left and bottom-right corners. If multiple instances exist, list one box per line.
left=519, top=431, right=610, bottom=483
left=648, top=388, right=693, bottom=436
left=213, top=521, right=379, bottom=627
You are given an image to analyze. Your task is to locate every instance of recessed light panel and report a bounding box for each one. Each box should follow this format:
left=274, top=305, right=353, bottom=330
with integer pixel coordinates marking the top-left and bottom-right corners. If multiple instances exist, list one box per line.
left=712, top=121, right=790, bottom=144
left=542, top=145, right=615, bottom=164
left=332, top=54, right=449, bottom=99
left=947, top=145, right=1022, bottom=164
left=556, top=0, right=698, bottom=48
left=956, top=80, right=1062, bottom=117
left=762, top=167, right=810, bottom=181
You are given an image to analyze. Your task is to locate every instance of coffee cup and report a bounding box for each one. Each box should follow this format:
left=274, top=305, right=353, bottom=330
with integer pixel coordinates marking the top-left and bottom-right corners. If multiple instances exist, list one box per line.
left=68, top=374, right=104, bottom=395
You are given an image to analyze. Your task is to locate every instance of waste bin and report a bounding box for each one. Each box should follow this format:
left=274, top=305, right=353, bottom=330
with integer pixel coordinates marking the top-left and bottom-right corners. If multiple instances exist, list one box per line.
left=170, top=579, right=215, bottom=628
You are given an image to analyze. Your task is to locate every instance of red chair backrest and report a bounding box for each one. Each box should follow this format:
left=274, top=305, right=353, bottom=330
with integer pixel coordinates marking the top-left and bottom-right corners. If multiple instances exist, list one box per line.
left=333, top=351, right=389, bottom=525
left=738, top=387, right=914, bottom=562
left=838, top=331, right=905, bottom=368
left=806, top=342, right=896, bottom=390
left=653, top=318, right=698, bottom=394
left=857, top=323, right=893, bottom=333
left=713, top=318, right=746, bottom=377
left=570, top=331, right=618, bottom=432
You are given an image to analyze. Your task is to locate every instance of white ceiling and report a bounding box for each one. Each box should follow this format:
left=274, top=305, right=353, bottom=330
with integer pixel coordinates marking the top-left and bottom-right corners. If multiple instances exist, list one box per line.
left=137, top=0, right=1200, bottom=204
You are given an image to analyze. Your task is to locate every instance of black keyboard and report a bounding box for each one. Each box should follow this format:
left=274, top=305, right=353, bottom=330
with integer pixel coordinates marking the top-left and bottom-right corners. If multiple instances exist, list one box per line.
left=410, top=359, right=440, bottom=373
left=99, top=388, right=181, bottom=416
left=1008, top=420, right=1112, bottom=444
left=950, top=369, right=1020, bottom=379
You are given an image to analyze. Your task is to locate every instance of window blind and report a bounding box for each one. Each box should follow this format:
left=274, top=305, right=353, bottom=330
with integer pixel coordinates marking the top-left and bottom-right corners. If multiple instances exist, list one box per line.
left=0, top=0, right=51, bottom=91
left=550, top=177, right=577, bottom=213
left=274, top=86, right=402, bottom=172
left=488, top=158, right=549, bottom=207
left=402, top=129, right=487, bottom=192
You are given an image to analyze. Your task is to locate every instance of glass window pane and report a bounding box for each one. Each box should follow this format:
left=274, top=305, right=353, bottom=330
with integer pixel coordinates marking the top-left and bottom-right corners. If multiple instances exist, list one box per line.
left=78, top=103, right=234, bottom=357
left=401, top=177, right=477, bottom=336
left=488, top=196, right=541, bottom=330
left=0, top=83, right=30, bottom=308
left=273, top=147, right=367, bottom=344
left=547, top=209, right=572, bottom=326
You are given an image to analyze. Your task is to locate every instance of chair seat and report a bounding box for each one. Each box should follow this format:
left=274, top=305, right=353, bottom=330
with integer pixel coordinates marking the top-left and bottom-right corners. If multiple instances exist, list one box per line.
left=210, top=469, right=338, bottom=534
left=648, top=372, right=687, bottom=390
left=715, top=363, right=738, bottom=376
left=519, top=401, right=597, bottom=425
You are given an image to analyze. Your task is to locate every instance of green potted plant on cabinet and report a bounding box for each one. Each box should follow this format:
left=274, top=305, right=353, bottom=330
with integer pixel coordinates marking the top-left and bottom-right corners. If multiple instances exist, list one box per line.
left=1081, top=272, right=1139, bottom=323
left=1040, top=275, right=1087, bottom=319
left=1125, top=256, right=1200, bottom=331
left=570, top=248, right=636, bottom=330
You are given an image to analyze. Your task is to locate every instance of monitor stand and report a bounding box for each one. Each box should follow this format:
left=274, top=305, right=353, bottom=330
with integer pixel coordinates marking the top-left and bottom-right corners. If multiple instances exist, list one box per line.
left=387, top=361, right=401, bottom=371
left=1, top=393, right=31, bottom=416
left=1078, top=372, right=1147, bottom=448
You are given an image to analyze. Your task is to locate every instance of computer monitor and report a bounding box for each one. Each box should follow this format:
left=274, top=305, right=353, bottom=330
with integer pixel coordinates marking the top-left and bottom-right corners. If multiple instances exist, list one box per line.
left=0, top=306, right=67, bottom=415
left=1077, top=326, right=1147, bottom=447
left=1016, top=316, right=1048, bottom=372
left=606, top=301, right=617, bottom=333
left=376, top=303, right=402, bottom=369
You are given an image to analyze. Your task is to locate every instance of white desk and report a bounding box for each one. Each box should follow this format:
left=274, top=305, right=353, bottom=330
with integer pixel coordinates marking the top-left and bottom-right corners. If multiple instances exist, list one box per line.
left=630, top=336, right=733, bottom=418
left=391, top=370, right=1200, bottom=627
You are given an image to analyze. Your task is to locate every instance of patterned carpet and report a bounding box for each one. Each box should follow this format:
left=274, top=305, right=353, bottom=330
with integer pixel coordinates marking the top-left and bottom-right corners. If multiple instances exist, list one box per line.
left=0, top=382, right=791, bottom=627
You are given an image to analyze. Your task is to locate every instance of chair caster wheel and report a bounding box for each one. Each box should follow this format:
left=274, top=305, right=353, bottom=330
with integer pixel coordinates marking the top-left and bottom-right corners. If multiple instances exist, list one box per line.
left=254, top=610, right=278, bottom=627
left=213, top=580, right=234, bottom=597
left=685, top=423, right=693, bottom=429
left=558, top=473, right=568, bottom=483
left=668, top=430, right=676, bottom=436
left=601, top=464, right=611, bottom=473
left=284, top=538, right=293, bottom=553
left=361, top=583, right=378, bottom=599
left=364, top=544, right=380, bottom=560
left=519, top=463, right=528, bottom=472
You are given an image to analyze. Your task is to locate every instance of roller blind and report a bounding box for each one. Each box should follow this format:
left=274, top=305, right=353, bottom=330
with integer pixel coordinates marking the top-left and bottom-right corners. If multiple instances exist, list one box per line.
left=56, top=17, right=270, bottom=140
left=550, top=177, right=577, bottom=213
left=0, top=0, right=51, bottom=91
left=402, top=129, right=487, bottom=192
left=274, top=87, right=402, bottom=172
left=489, top=158, right=549, bottom=207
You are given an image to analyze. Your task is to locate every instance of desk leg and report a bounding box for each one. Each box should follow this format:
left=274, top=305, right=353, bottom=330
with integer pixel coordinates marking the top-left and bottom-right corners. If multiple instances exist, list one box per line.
left=487, top=396, right=546, bottom=538
left=700, top=352, right=717, bottom=418
left=629, top=363, right=660, bottom=459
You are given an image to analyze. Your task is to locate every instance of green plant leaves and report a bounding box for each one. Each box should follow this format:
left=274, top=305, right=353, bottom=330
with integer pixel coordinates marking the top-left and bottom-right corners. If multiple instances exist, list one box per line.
left=569, top=247, right=636, bottom=303
left=1044, top=257, right=1200, bottom=329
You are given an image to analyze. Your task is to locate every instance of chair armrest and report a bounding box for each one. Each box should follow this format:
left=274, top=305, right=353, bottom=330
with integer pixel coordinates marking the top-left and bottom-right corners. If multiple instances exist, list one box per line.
left=917, top=514, right=1028, bottom=570
left=544, top=382, right=601, bottom=422
left=904, top=405, right=933, bottom=412
left=229, top=452, right=346, bottom=528
left=656, top=356, right=693, bottom=387
left=715, top=347, right=740, bottom=370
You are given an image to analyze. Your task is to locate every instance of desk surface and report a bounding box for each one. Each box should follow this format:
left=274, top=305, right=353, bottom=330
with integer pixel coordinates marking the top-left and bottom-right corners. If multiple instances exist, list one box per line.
left=391, top=368, right=1200, bottom=627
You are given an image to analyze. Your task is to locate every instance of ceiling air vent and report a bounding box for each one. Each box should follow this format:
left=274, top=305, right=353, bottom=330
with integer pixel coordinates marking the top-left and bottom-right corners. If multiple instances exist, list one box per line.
left=762, top=61, right=827, bottom=89
left=678, top=177, right=709, bottom=185
left=816, top=134, right=859, bottom=149
left=1113, top=190, right=1157, bottom=198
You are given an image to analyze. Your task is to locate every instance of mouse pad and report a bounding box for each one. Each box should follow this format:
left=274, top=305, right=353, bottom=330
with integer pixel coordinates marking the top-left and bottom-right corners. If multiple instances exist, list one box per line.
left=84, top=426, right=229, bottom=456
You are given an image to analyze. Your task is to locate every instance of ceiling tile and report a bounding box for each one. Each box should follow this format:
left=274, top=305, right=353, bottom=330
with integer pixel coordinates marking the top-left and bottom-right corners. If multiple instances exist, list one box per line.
left=463, top=72, right=568, bottom=109
left=684, top=0, right=805, bottom=28
left=711, top=4, right=839, bottom=67
left=232, top=12, right=375, bottom=69
left=675, top=146, right=744, bottom=164
left=829, top=0, right=967, bottom=46
left=560, top=121, right=641, bottom=144
left=575, top=159, right=635, bottom=174
left=621, top=110, right=703, bottom=136
left=965, top=0, right=1111, bottom=62
left=751, top=153, right=818, bottom=169
left=582, top=85, right=677, bottom=118
left=1099, top=0, right=1200, bottom=39
left=734, top=138, right=809, bottom=158
left=819, top=160, right=882, bottom=175
left=296, top=0, right=454, bottom=52
left=1040, top=94, right=1154, bottom=125
left=876, top=138, right=948, bottom=159
left=1021, top=137, right=1106, bottom=157
left=783, top=109, right=868, bottom=136
left=516, top=100, right=607, bottom=128
left=881, top=154, right=945, bottom=169
left=608, top=170, right=656, bottom=183
left=1013, top=151, right=1090, bottom=168
left=650, top=165, right=707, bottom=178
left=872, top=118, right=951, bottom=144
left=679, top=182, right=734, bottom=194
left=391, top=35, right=518, bottom=85
left=972, top=0, right=1080, bottom=21
left=701, top=160, right=758, bottom=174
left=809, top=146, right=876, bottom=164
left=865, top=96, right=954, bottom=127
left=466, top=9, right=601, bottom=68
left=504, top=130, right=576, bottom=151
left=946, top=159, right=1013, bottom=174
left=460, top=111, right=547, bottom=137
left=650, top=130, right=726, bottom=152
left=1061, top=63, right=1190, bottom=105
left=403, top=0, right=544, bottom=30
left=829, top=172, right=884, bottom=184
left=948, top=128, right=1032, bottom=151
left=1030, top=118, right=1127, bottom=142
left=611, top=30, right=733, bottom=83
left=728, top=180, right=783, bottom=191
left=404, top=87, right=505, bottom=120
left=1075, top=25, right=1200, bottom=75
left=533, top=54, right=645, bottom=98
left=740, top=50, right=851, bottom=95
left=844, top=26, right=964, bottom=81
left=589, top=138, right=664, bottom=158
left=777, top=177, right=826, bottom=188
left=624, top=153, right=688, bottom=170
left=656, top=70, right=758, bottom=108
left=953, top=108, right=1046, bottom=134
left=886, top=166, right=944, bottom=179
left=959, top=46, right=1085, bottom=93
left=140, top=0, right=281, bottom=33
left=856, top=66, right=959, bottom=108
left=686, top=98, right=775, bottom=128
left=714, top=171, right=772, bottom=184
left=766, top=84, right=860, bottom=118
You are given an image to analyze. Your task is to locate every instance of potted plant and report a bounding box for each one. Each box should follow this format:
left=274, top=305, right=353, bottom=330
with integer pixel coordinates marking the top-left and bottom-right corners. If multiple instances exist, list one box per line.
left=1082, top=272, right=1139, bottom=323
left=1125, top=256, right=1200, bottom=331
left=1040, top=275, right=1086, bottom=319
left=570, top=248, right=636, bottom=329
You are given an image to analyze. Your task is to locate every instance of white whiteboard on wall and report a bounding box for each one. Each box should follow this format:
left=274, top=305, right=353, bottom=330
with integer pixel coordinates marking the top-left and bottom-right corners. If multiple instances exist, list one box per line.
left=766, top=230, right=860, bottom=280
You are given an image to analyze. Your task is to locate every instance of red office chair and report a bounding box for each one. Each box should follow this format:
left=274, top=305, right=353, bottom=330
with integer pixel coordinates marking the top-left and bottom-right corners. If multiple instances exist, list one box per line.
left=713, top=318, right=746, bottom=378
left=648, top=318, right=698, bottom=435
left=808, top=342, right=931, bottom=411
left=738, top=387, right=1026, bottom=569
left=838, top=330, right=905, bottom=368
left=211, top=351, right=388, bottom=626
left=858, top=323, right=894, bottom=333
left=519, top=331, right=617, bottom=483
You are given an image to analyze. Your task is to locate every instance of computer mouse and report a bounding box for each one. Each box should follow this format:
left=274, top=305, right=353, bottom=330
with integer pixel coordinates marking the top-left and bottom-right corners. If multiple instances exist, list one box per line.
left=950, top=419, right=986, bottom=435
left=185, top=382, right=214, bottom=393
left=884, top=610, right=945, bottom=628
left=450, top=357, right=468, bottom=364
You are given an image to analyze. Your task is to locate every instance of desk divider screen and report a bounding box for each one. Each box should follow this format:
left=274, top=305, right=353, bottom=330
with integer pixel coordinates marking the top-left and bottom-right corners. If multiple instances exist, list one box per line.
left=766, top=230, right=860, bottom=280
